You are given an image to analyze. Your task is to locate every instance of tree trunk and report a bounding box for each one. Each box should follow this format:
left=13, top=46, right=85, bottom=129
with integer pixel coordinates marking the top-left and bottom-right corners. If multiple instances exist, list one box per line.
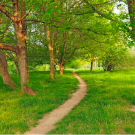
left=127, top=0, right=135, bottom=39
left=13, top=0, right=35, bottom=95
left=0, top=0, right=35, bottom=94
left=0, top=50, right=15, bottom=88
left=90, top=56, right=94, bottom=72
left=54, top=64, right=57, bottom=71
left=14, top=60, right=20, bottom=75
left=90, top=61, right=93, bottom=72
left=59, top=64, right=63, bottom=74
left=42, top=2, right=55, bottom=81
left=57, top=32, right=66, bottom=75
left=45, top=25, right=55, bottom=81
left=15, top=23, right=35, bottom=94
left=107, top=64, right=112, bottom=71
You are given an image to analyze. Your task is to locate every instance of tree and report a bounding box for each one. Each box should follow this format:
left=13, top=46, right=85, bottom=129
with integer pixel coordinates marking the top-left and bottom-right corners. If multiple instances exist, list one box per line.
left=22, top=0, right=118, bottom=76
left=54, top=30, right=80, bottom=74
left=0, top=0, right=127, bottom=86
left=101, top=45, right=127, bottom=71
left=0, top=17, right=15, bottom=88
left=0, top=50, right=15, bottom=88
left=100, top=31, right=127, bottom=71
left=127, top=0, right=135, bottom=39
left=0, top=0, right=36, bottom=95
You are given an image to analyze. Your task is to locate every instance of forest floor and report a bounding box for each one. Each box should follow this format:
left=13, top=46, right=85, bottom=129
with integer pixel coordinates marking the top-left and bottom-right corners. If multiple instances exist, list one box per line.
left=25, top=72, right=87, bottom=134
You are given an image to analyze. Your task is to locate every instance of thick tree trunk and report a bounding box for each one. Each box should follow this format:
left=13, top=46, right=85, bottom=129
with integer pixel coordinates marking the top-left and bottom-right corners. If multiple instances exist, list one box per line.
left=45, top=25, right=55, bottom=81
left=0, top=50, right=15, bottom=88
left=15, top=23, right=35, bottom=94
left=0, top=1, right=35, bottom=94
left=90, top=56, right=94, bottom=72
left=13, top=0, right=35, bottom=95
left=59, top=64, right=63, bottom=74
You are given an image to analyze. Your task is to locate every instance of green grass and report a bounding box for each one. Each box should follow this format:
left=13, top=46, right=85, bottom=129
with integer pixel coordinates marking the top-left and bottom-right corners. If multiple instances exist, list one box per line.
left=0, top=70, right=79, bottom=134
left=49, top=70, right=135, bottom=134
left=65, top=67, right=104, bottom=72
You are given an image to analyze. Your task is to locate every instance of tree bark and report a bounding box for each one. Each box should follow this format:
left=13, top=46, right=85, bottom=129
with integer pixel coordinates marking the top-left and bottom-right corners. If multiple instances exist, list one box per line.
left=42, top=2, right=55, bottom=81
left=107, top=64, right=112, bottom=71
left=6, top=52, right=20, bottom=75
left=0, top=0, right=35, bottom=94
left=14, top=60, right=20, bottom=75
left=54, top=64, right=57, bottom=71
left=0, top=50, right=15, bottom=88
left=127, top=0, right=135, bottom=39
left=13, top=0, right=35, bottom=94
left=59, top=64, right=63, bottom=74
left=45, top=25, right=55, bottom=81
left=90, top=56, right=94, bottom=72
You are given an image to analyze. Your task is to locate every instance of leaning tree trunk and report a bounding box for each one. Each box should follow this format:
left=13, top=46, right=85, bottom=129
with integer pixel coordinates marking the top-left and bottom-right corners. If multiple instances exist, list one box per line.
left=59, top=64, right=64, bottom=74
left=0, top=50, right=15, bottom=88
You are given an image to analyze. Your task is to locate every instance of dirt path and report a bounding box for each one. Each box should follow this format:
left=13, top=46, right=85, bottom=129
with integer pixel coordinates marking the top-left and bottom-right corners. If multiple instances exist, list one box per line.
left=25, top=72, right=87, bottom=134
left=129, top=105, right=135, bottom=112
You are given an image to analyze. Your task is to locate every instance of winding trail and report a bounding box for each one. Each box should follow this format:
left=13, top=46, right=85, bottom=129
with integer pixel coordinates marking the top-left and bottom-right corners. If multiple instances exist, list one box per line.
left=25, top=72, right=87, bottom=134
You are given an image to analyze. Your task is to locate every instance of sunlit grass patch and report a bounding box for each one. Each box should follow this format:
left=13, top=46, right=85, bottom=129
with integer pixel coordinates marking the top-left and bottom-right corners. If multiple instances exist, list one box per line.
left=49, top=70, right=135, bottom=134
left=0, top=71, right=79, bottom=134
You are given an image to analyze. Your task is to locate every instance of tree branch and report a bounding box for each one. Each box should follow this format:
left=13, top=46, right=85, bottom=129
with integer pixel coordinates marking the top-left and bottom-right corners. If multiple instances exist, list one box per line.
left=73, top=27, right=111, bottom=35
left=54, top=58, right=60, bottom=66
left=83, top=0, right=114, bottom=21
left=0, top=5, right=15, bottom=22
left=0, top=43, right=16, bottom=52
left=20, top=4, right=36, bottom=22
left=63, top=47, right=77, bottom=65
left=1, top=5, right=13, bottom=9
left=0, top=32, right=17, bottom=43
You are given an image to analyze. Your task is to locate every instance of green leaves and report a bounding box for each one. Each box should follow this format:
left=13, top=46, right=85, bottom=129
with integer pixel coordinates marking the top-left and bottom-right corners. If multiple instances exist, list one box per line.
left=34, top=4, right=40, bottom=10
left=54, top=8, right=61, bottom=14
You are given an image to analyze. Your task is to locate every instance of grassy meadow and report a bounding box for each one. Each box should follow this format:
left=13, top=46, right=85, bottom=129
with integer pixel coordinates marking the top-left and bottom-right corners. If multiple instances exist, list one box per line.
left=0, top=71, right=79, bottom=134
left=1, top=68, right=135, bottom=134
left=49, top=70, right=135, bottom=134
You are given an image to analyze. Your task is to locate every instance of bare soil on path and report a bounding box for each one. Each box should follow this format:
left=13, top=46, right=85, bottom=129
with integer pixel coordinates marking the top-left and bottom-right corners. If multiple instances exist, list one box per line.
left=129, top=105, right=135, bottom=112
left=25, top=72, right=87, bottom=134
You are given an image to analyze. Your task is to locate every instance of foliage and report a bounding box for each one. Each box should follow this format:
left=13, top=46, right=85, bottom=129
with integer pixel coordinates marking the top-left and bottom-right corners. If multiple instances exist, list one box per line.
left=33, top=64, right=50, bottom=71
left=100, top=45, right=127, bottom=71
left=65, top=59, right=84, bottom=69
left=116, top=47, right=135, bottom=70
left=0, top=0, right=130, bottom=75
